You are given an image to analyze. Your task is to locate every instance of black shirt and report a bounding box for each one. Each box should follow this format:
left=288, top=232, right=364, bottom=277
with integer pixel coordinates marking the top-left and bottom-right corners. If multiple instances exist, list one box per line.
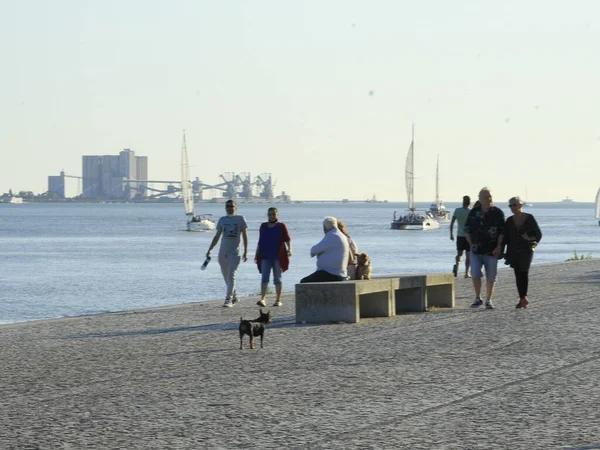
left=464, top=205, right=505, bottom=255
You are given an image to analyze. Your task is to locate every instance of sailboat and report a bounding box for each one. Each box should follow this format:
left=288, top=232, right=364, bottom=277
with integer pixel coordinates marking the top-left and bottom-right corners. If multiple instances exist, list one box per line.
left=391, top=126, right=440, bottom=230
left=523, top=185, right=533, bottom=207
left=181, top=131, right=215, bottom=232
left=427, top=155, right=450, bottom=222
left=595, top=187, right=600, bottom=226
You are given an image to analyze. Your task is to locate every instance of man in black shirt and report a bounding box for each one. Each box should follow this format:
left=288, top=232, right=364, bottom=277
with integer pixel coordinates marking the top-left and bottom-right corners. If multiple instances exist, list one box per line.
left=464, top=187, right=505, bottom=309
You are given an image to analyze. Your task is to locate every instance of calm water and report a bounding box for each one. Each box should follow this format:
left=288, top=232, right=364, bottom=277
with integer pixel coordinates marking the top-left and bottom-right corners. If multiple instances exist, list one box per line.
left=1, top=201, right=598, bottom=324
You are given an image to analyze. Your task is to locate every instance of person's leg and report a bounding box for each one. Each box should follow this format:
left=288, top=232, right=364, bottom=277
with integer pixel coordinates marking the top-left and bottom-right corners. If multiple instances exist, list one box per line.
left=258, top=259, right=272, bottom=306
left=320, top=271, right=344, bottom=282
left=521, top=270, right=529, bottom=298
left=272, top=260, right=283, bottom=306
left=473, top=278, right=481, bottom=297
left=465, top=246, right=471, bottom=277
left=519, top=270, right=529, bottom=307
left=301, top=270, right=344, bottom=283
left=218, top=253, right=231, bottom=304
left=228, top=254, right=242, bottom=303
left=483, top=255, right=498, bottom=308
left=454, top=247, right=462, bottom=277
left=470, top=251, right=484, bottom=305
left=513, top=267, right=523, bottom=297
left=521, top=253, right=533, bottom=304
left=485, top=280, right=496, bottom=302
left=514, top=261, right=530, bottom=308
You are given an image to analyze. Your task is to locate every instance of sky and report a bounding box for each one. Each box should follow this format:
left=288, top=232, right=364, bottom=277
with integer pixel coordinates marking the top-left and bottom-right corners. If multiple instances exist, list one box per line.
left=1, top=0, right=599, bottom=202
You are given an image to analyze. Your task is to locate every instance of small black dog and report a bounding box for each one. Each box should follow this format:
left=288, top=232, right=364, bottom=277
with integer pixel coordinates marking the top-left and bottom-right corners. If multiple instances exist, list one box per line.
left=239, top=309, right=272, bottom=350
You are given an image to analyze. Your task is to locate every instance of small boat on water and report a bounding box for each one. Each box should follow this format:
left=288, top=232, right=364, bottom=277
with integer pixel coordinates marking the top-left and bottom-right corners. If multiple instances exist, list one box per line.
left=391, top=126, right=440, bottom=231
left=523, top=185, right=533, bottom=207
left=561, top=196, right=575, bottom=203
left=595, top=187, right=600, bottom=226
left=9, top=197, right=23, bottom=204
left=181, top=131, right=215, bottom=232
left=427, top=155, right=450, bottom=222
left=391, top=210, right=440, bottom=230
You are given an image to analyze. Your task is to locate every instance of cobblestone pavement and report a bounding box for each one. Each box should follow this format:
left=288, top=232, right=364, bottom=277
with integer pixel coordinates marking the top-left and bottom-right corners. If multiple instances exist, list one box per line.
left=1, top=261, right=600, bottom=449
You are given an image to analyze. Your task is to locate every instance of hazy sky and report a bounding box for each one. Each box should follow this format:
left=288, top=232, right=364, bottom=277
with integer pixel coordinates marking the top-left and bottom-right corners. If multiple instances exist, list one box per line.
left=2, top=0, right=599, bottom=202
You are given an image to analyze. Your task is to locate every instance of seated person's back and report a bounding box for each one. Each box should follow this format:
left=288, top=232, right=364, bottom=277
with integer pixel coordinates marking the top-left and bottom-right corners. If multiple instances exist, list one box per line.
left=301, top=217, right=349, bottom=283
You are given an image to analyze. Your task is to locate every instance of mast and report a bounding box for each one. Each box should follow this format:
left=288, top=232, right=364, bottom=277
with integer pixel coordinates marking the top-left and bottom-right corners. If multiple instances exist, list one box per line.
left=595, top=187, right=600, bottom=220
left=181, top=130, right=194, bottom=217
left=405, top=125, right=415, bottom=212
left=435, top=154, right=440, bottom=206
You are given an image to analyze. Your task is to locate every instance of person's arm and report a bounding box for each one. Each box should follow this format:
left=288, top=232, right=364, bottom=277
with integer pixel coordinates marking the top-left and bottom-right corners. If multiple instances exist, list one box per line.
left=310, top=233, right=330, bottom=257
left=254, top=224, right=262, bottom=262
left=450, top=216, right=456, bottom=240
left=206, top=229, right=223, bottom=257
left=281, top=223, right=292, bottom=256
left=254, top=243, right=260, bottom=262
left=532, top=216, right=542, bottom=243
left=349, top=238, right=358, bottom=262
left=464, top=211, right=473, bottom=245
left=502, top=219, right=510, bottom=253
left=524, top=215, right=542, bottom=247
left=492, top=209, right=505, bottom=257
left=493, top=234, right=504, bottom=257
left=242, top=227, right=248, bottom=262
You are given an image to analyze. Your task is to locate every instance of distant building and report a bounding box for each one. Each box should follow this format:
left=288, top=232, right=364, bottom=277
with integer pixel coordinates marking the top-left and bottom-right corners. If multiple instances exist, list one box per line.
left=135, top=156, right=148, bottom=198
left=82, top=149, right=148, bottom=200
left=82, top=155, right=103, bottom=198
left=48, top=171, right=65, bottom=198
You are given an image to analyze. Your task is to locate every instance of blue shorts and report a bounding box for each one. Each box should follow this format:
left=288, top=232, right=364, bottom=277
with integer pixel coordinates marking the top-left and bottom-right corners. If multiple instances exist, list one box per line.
left=470, top=251, right=499, bottom=282
left=261, top=259, right=282, bottom=285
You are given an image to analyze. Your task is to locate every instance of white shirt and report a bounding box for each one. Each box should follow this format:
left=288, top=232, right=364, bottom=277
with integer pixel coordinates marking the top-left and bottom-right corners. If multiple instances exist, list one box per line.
left=310, top=228, right=350, bottom=277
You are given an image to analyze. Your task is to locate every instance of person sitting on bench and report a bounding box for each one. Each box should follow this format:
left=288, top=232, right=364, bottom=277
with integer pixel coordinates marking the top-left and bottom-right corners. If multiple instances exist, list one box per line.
left=300, top=216, right=349, bottom=283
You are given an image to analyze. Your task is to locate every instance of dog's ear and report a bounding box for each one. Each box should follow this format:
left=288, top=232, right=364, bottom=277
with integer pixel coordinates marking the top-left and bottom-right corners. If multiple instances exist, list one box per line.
left=259, top=308, right=263, bottom=314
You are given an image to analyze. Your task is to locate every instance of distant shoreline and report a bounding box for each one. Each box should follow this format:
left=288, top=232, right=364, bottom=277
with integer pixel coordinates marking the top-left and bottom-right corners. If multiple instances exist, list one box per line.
left=1, top=199, right=594, bottom=205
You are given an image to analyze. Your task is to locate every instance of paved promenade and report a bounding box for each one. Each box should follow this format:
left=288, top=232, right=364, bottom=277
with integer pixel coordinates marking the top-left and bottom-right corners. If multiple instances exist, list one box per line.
left=1, top=260, right=600, bottom=449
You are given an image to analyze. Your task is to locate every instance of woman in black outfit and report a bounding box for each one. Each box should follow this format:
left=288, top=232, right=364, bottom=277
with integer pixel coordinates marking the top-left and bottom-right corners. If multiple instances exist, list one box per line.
left=503, top=196, right=542, bottom=308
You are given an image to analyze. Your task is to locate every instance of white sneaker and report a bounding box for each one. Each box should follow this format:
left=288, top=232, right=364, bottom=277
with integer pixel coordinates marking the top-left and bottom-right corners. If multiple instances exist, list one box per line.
left=485, top=300, right=495, bottom=309
left=222, top=300, right=233, bottom=308
left=256, top=299, right=267, bottom=307
left=273, top=301, right=282, bottom=307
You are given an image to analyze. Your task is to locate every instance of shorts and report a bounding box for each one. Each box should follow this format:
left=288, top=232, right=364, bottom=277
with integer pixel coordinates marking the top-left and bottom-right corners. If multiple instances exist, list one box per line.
left=456, top=236, right=471, bottom=252
left=470, top=251, right=498, bottom=282
left=261, top=259, right=282, bottom=285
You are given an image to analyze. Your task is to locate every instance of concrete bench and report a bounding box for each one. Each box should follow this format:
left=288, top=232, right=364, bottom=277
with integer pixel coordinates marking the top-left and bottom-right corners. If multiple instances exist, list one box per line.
left=374, top=273, right=455, bottom=313
left=295, top=279, right=394, bottom=324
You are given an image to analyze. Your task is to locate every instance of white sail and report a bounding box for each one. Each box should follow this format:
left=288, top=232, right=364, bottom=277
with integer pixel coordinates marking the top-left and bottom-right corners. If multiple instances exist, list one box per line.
left=405, top=127, right=415, bottom=211
left=181, top=132, right=194, bottom=216
left=391, top=125, right=440, bottom=230
left=595, top=187, right=600, bottom=220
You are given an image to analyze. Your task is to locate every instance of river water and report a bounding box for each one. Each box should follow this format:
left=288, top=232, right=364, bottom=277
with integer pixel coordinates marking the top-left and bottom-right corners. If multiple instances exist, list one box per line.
left=1, top=201, right=598, bottom=324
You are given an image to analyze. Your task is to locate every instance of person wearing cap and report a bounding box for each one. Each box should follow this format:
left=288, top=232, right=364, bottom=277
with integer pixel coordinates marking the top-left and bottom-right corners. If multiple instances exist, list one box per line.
left=300, top=217, right=349, bottom=283
left=464, top=187, right=505, bottom=309
left=503, top=196, right=542, bottom=309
